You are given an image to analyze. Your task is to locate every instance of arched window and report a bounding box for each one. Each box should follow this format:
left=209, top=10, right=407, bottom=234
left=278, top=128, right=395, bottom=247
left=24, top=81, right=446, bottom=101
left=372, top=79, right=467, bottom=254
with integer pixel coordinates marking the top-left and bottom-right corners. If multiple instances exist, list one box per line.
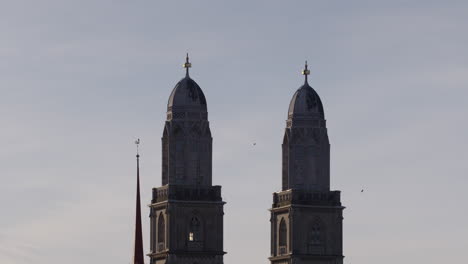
left=157, top=213, right=165, bottom=251
left=189, top=217, right=201, bottom=242
left=310, top=221, right=322, bottom=245
left=278, top=218, right=287, bottom=255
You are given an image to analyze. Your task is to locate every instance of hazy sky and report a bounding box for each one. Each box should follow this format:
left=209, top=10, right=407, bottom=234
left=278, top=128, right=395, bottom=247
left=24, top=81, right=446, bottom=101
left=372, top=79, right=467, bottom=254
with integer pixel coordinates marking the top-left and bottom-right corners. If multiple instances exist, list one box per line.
left=1, top=1, right=467, bottom=264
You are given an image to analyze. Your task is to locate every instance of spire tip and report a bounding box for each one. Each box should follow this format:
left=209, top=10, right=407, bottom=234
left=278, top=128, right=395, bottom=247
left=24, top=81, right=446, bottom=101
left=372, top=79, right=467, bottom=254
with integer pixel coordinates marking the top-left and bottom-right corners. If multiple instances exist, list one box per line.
left=135, top=138, right=140, bottom=157
left=301, top=60, right=310, bottom=83
left=183, top=53, right=192, bottom=76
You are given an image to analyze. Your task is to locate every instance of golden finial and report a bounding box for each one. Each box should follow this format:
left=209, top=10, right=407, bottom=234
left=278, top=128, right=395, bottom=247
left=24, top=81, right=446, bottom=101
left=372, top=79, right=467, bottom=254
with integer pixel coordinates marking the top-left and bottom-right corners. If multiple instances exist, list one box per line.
left=302, top=60, right=310, bottom=83
left=183, top=53, right=192, bottom=76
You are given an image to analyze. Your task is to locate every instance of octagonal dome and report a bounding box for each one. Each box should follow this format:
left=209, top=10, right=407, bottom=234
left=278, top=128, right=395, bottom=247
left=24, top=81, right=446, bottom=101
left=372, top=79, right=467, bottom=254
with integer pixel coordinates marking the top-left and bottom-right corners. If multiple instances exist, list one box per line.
left=288, top=82, right=324, bottom=119
left=167, top=76, right=207, bottom=112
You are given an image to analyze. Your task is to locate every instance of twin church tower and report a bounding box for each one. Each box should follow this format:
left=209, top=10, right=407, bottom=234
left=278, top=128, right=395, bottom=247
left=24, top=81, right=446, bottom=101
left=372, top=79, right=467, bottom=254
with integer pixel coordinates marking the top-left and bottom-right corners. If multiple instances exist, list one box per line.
left=132, top=55, right=344, bottom=264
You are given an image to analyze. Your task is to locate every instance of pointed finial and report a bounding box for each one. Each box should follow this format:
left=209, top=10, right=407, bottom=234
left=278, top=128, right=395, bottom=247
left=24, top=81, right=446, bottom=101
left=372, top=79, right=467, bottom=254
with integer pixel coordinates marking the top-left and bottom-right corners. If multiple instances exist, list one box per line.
left=183, top=53, right=192, bottom=76
left=302, top=60, right=310, bottom=83
left=135, top=138, right=140, bottom=158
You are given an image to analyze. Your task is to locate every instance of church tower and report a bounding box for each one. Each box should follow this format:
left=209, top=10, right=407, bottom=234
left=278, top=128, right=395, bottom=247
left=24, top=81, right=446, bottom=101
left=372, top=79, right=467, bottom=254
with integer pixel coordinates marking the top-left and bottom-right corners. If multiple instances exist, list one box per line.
left=148, top=55, right=225, bottom=264
left=269, top=62, right=344, bottom=264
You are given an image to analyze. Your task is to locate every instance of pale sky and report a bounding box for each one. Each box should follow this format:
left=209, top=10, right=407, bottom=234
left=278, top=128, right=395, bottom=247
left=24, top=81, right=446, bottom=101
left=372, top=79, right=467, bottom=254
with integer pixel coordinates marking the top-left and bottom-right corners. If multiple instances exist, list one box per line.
left=1, top=1, right=467, bottom=264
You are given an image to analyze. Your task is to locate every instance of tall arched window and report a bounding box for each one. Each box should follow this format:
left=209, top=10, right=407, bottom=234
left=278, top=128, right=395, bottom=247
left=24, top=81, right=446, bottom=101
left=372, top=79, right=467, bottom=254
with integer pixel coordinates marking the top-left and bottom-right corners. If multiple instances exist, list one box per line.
left=310, top=221, right=322, bottom=245
left=189, top=217, right=201, bottom=241
left=307, top=219, right=325, bottom=254
left=157, top=213, right=165, bottom=251
left=278, top=218, right=287, bottom=255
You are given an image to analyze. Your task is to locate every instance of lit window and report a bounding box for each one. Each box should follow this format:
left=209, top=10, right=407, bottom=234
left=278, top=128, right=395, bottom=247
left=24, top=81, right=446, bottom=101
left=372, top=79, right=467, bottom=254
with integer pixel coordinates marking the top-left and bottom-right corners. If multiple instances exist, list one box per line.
left=189, top=217, right=201, bottom=242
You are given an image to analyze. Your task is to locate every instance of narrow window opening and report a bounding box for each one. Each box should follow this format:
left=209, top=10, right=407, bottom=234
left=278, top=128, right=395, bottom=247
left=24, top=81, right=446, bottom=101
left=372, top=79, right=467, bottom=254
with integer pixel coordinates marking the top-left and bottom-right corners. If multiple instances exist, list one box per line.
left=188, top=216, right=203, bottom=251
left=311, top=222, right=322, bottom=245
left=157, top=213, right=165, bottom=252
left=278, top=218, right=287, bottom=255
left=189, top=217, right=201, bottom=241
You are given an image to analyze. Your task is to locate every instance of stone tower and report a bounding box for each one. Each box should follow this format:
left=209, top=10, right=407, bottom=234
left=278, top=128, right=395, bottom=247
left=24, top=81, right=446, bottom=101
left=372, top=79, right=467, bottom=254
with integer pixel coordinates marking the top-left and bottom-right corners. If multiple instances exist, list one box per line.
left=148, top=55, right=225, bottom=264
left=269, top=62, right=344, bottom=264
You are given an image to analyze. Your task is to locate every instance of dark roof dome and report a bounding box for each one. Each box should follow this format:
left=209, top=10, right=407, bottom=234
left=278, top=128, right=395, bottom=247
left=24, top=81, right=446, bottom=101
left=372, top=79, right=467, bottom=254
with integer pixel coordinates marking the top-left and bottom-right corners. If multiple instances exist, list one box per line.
left=167, top=54, right=207, bottom=113
left=288, top=82, right=324, bottom=119
left=288, top=61, right=324, bottom=119
left=167, top=76, right=207, bottom=112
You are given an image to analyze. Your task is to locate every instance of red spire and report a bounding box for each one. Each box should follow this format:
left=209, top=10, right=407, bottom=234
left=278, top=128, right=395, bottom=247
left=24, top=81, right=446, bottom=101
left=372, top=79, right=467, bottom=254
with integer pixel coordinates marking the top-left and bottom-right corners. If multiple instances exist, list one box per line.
left=133, top=139, right=144, bottom=264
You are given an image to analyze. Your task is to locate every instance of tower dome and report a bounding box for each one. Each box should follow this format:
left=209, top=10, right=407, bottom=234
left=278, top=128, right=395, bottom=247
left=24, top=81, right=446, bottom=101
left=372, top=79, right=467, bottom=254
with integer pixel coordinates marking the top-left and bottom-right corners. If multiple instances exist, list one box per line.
left=288, top=62, right=324, bottom=119
left=288, top=82, right=324, bottom=119
left=167, top=76, right=207, bottom=112
left=166, top=54, right=208, bottom=120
